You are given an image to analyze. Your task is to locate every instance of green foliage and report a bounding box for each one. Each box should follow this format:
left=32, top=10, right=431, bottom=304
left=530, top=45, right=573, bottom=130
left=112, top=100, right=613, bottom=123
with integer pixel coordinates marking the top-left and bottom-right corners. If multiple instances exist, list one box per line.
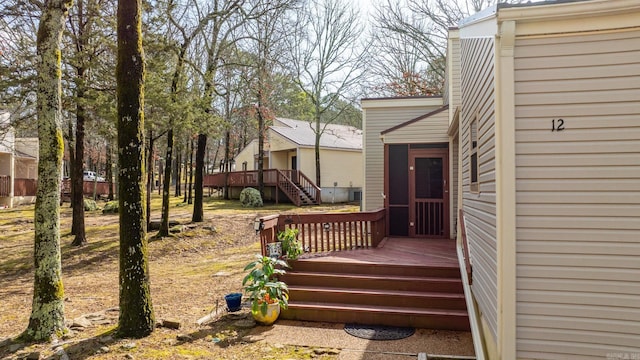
left=239, top=187, right=263, bottom=208
left=242, top=254, right=289, bottom=315
left=83, top=199, right=98, bottom=211
left=102, top=201, right=118, bottom=214
left=278, top=228, right=303, bottom=260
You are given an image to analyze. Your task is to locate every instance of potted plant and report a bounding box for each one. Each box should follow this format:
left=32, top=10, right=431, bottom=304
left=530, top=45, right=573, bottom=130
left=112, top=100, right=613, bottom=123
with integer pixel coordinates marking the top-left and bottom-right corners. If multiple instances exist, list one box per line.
left=278, top=228, right=303, bottom=260
left=242, top=254, right=289, bottom=325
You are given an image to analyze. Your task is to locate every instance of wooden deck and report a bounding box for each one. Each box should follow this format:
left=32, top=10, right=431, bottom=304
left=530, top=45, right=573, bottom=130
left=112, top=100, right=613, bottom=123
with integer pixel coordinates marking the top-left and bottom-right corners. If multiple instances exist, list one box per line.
left=297, top=237, right=458, bottom=268
left=257, top=211, right=469, bottom=330
left=281, top=237, right=469, bottom=330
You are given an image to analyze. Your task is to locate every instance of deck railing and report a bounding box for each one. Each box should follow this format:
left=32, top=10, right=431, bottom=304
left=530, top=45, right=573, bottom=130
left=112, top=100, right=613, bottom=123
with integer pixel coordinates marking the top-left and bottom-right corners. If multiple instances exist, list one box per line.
left=457, top=209, right=485, bottom=360
left=61, top=179, right=113, bottom=197
left=14, top=178, right=37, bottom=196
left=0, top=175, right=10, bottom=197
left=203, top=169, right=321, bottom=205
left=257, top=208, right=386, bottom=256
left=458, top=209, right=472, bottom=284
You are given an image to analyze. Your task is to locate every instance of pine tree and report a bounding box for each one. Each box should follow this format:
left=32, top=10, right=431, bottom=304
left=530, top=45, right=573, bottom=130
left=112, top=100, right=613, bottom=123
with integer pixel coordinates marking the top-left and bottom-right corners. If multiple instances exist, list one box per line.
left=116, top=0, right=155, bottom=337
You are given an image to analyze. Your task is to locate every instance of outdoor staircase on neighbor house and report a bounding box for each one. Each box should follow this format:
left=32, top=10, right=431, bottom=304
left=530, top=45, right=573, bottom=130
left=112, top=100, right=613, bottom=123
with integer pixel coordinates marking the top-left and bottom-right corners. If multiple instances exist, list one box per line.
left=202, top=169, right=321, bottom=206
left=280, top=255, right=470, bottom=331
left=276, top=170, right=320, bottom=206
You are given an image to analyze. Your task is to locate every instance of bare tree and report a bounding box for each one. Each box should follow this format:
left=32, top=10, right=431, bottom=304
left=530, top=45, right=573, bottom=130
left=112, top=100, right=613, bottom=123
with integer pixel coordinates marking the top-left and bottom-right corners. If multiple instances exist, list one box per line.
left=67, top=0, right=96, bottom=246
left=0, top=4, right=39, bottom=127
left=288, top=0, right=367, bottom=187
left=370, top=0, right=522, bottom=96
left=243, top=0, right=298, bottom=196
left=23, top=0, right=73, bottom=341
left=161, top=0, right=224, bottom=230
left=116, top=0, right=155, bottom=338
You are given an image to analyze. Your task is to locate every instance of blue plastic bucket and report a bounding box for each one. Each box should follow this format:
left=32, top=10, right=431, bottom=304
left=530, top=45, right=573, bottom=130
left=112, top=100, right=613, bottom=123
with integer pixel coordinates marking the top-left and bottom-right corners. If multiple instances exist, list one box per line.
left=224, top=292, right=243, bottom=312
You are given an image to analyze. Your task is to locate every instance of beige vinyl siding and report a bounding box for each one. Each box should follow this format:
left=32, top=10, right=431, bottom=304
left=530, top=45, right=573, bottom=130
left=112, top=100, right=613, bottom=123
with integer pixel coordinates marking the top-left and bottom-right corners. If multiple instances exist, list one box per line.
left=443, top=67, right=449, bottom=106
left=450, top=35, right=462, bottom=110
left=460, top=36, right=498, bottom=340
left=268, top=131, right=296, bottom=152
left=297, top=147, right=362, bottom=189
left=234, top=139, right=258, bottom=170
left=362, top=100, right=442, bottom=211
left=383, top=110, right=449, bottom=144
left=514, top=29, right=640, bottom=359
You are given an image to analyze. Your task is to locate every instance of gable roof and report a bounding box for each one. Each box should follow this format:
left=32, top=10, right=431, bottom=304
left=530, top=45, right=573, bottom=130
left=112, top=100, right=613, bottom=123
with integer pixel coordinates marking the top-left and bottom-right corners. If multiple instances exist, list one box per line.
left=270, top=118, right=362, bottom=150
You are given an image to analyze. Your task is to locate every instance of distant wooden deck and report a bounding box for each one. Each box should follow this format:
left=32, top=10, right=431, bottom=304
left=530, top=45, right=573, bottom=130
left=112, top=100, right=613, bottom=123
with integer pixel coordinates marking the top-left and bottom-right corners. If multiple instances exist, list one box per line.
left=298, top=237, right=458, bottom=267
left=205, top=169, right=321, bottom=206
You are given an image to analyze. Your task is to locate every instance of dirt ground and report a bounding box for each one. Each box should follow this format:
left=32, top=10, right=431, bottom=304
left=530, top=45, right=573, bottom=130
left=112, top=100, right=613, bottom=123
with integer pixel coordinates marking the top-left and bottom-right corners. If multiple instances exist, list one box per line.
left=0, top=197, right=474, bottom=360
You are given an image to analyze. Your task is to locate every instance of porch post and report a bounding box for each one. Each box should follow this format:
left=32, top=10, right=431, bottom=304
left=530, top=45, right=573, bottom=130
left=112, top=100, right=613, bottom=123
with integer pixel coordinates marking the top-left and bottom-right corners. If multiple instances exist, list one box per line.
left=496, top=20, right=517, bottom=360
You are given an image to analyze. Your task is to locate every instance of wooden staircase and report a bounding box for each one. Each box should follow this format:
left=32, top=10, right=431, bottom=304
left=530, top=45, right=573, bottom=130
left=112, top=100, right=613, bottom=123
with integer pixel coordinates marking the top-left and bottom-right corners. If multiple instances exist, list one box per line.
left=280, top=258, right=470, bottom=331
left=276, top=170, right=320, bottom=206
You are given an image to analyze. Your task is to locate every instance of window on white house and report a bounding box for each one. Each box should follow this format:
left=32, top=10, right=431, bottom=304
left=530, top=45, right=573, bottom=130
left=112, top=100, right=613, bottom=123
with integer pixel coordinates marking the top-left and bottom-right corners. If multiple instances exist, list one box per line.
left=470, top=117, right=478, bottom=192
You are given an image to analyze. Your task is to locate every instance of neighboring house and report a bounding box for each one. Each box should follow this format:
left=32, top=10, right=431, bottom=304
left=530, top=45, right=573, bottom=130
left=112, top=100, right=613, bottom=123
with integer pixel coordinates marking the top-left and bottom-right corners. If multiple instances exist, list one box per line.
left=235, top=117, right=363, bottom=203
left=365, top=0, right=639, bottom=359
left=233, top=138, right=269, bottom=171
left=0, top=112, right=38, bottom=208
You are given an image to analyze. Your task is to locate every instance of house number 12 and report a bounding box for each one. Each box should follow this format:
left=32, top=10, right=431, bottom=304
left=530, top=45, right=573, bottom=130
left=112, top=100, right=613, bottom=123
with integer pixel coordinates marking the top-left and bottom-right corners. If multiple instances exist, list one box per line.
left=552, top=118, right=565, bottom=132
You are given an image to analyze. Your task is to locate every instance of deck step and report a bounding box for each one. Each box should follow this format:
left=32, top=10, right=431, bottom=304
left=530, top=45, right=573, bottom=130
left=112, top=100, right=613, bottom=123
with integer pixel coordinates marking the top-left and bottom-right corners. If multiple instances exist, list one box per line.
left=289, top=260, right=460, bottom=278
left=282, top=251, right=469, bottom=330
left=282, top=272, right=463, bottom=293
left=288, top=285, right=466, bottom=310
left=281, top=302, right=470, bottom=331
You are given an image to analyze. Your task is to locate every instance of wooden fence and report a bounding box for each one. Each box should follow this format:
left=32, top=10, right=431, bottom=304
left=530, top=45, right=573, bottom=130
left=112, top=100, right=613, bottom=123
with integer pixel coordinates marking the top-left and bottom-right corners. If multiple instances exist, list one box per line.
left=61, top=179, right=113, bottom=198
left=0, top=175, right=9, bottom=197
left=14, top=178, right=37, bottom=196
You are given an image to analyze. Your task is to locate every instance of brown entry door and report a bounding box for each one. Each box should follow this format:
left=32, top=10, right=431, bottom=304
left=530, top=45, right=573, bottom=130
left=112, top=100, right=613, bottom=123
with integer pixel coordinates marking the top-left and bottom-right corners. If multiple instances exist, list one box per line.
left=410, top=149, right=449, bottom=238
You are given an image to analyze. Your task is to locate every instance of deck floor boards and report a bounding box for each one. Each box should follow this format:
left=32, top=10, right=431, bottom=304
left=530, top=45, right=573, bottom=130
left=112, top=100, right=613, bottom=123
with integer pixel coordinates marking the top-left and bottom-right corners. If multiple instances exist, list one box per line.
left=297, top=237, right=458, bottom=268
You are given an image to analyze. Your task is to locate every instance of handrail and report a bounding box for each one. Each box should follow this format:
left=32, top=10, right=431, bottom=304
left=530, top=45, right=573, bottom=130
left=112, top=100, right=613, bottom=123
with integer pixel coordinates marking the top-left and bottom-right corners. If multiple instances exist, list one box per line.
left=257, top=209, right=386, bottom=256
left=459, top=209, right=472, bottom=283
left=295, top=171, right=321, bottom=205
left=457, top=209, right=485, bottom=360
left=276, top=169, right=302, bottom=206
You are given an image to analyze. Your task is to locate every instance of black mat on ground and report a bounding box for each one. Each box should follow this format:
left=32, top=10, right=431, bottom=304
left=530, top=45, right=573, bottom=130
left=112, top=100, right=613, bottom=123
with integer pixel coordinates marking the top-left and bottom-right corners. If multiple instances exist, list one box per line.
left=344, top=323, right=415, bottom=340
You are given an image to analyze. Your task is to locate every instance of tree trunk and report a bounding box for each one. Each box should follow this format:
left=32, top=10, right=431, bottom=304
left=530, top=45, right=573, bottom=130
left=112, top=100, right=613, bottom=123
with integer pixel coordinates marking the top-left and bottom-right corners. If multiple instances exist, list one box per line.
left=24, top=0, right=70, bottom=341
left=106, top=140, right=114, bottom=200
left=183, top=141, right=189, bottom=202
left=146, top=128, right=153, bottom=231
left=211, top=141, right=219, bottom=176
left=315, top=118, right=321, bottom=187
left=148, top=132, right=154, bottom=191
left=67, top=121, right=75, bottom=210
left=174, top=148, right=181, bottom=197
left=257, top=105, right=265, bottom=198
left=116, top=0, right=154, bottom=338
left=157, top=159, right=162, bottom=195
left=192, top=133, right=206, bottom=222
left=223, top=130, right=230, bottom=200
left=187, top=137, right=194, bottom=204
left=159, top=129, right=173, bottom=237
left=71, top=67, right=87, bottom=246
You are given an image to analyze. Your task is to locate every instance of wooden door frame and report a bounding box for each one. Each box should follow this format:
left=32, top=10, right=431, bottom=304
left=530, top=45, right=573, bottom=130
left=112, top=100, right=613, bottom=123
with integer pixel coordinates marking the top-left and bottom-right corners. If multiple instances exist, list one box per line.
left=409, top=147, right=449, bottom=238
